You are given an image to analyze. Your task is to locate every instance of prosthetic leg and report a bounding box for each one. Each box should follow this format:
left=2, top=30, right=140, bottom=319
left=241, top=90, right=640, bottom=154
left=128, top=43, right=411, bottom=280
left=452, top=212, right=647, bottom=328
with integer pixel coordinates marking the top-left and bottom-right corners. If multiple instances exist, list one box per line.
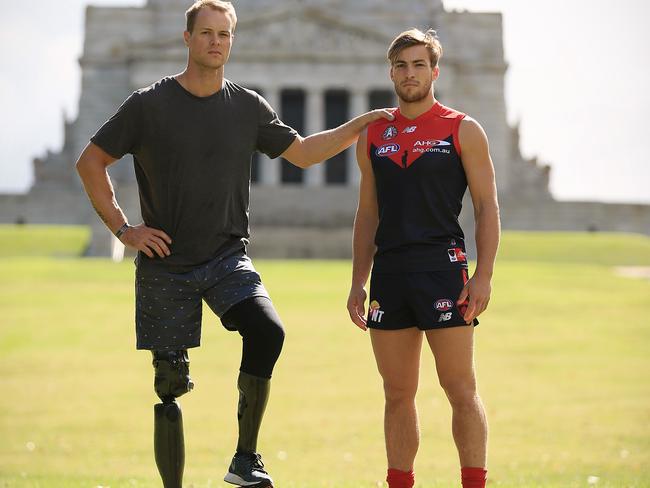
left=152, top=350, right=194, bottom=488
left=236, top=371, right=271, bottom=454
left=223, top=372, right=273, bottom=487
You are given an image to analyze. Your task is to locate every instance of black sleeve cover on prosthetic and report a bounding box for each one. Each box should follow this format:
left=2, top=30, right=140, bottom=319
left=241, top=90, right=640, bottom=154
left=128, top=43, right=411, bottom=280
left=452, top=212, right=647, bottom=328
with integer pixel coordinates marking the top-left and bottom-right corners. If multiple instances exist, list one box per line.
left=236, top=371, right=271, bottom=454
left=152, top=350, right=193, bottom=488
left=154, top=402, right=184, bottom=488
left=221, top=296, right=285, bottom=379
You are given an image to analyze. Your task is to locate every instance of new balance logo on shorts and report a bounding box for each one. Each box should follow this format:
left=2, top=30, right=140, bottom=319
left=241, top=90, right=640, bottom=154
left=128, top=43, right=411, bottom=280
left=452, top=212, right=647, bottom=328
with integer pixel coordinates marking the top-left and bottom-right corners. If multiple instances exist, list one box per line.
left=369, top=300, right=385, bottom=323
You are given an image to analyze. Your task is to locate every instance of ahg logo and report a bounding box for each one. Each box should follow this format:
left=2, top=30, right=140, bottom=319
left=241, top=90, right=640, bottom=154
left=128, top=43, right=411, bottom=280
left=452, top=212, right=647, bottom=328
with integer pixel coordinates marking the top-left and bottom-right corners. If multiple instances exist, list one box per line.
left=414, top=139, right=451, bottom=147
left=413, top=139, right=451, bottom=154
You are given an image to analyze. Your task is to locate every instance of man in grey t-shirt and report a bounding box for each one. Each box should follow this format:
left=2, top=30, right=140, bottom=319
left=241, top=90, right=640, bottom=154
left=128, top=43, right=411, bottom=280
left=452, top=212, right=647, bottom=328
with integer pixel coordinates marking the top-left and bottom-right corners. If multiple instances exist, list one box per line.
left=76, top=1, right=392, bottom=487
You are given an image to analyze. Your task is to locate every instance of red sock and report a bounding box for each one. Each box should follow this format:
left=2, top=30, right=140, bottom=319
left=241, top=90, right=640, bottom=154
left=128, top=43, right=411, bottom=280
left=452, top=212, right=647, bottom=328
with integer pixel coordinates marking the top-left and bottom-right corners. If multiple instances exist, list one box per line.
left=461, top=467, right=487, bottom=488
left=386, top=468, right=415, bottom=488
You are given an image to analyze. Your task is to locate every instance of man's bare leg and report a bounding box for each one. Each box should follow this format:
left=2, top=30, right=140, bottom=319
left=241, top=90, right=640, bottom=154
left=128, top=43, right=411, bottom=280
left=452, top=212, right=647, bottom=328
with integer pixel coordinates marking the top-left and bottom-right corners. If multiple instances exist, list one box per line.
left=370, top=327, right=423, bottom=472
left=425, top=326, right=488, bottom=468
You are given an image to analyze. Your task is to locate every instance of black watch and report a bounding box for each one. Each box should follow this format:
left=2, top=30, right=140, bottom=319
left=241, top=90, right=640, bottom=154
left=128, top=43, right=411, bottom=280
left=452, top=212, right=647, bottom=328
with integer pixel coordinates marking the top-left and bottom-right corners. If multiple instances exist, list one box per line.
left=114, top=223, right=130, bottom=239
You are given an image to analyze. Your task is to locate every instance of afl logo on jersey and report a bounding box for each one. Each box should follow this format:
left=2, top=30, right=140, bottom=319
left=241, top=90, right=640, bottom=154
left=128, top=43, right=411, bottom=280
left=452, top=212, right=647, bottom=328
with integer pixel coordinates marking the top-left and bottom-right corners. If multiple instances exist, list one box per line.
left=382, top=125, right=398, bottom=140
left=376, top=143, right=400, bottom=156
left=434, top=299, right=454, bottom=312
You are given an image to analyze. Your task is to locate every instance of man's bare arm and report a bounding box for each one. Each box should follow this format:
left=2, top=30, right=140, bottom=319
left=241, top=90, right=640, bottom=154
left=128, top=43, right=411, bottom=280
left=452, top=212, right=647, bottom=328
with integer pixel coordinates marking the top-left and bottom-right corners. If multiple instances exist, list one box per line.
left=281, top=109, right=393, bottom=168
left=457, top=118, right=501, bottom=323
left=76, top=142, right=172, bottom=258
left=346, top=130, right=379, bottom=331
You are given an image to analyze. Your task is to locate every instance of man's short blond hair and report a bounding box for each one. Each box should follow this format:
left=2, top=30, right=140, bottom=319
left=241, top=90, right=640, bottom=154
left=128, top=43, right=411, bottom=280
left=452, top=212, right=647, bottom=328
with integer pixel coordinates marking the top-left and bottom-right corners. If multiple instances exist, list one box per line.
left=185, top=0, right=237, bottom=33
left=387, top=28, right=443, bottom=67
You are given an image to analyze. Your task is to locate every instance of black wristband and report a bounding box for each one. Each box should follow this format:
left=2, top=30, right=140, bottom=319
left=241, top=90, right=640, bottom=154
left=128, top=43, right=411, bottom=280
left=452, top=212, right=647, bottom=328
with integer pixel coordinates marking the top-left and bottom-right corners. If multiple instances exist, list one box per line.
left=114, top=223, right=130, bottom=239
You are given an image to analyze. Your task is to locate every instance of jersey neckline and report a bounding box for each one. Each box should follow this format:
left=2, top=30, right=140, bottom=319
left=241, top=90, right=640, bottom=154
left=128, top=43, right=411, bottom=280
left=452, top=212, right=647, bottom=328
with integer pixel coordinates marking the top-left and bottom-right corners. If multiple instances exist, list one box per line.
left=394, top=100, right=443, bottom=123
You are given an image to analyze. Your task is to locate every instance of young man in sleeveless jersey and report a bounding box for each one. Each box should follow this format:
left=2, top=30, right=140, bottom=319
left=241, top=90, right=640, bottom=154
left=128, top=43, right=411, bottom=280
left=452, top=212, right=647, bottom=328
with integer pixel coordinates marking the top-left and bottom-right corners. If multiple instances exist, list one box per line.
left=347, top=28, right=500, bottom=488
left=76, top=1, right=392, bottom=487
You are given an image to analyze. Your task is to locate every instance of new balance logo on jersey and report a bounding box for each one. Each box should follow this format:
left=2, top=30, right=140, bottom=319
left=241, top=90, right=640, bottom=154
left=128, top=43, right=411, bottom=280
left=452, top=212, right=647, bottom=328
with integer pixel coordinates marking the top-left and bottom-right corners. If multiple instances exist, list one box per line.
left=369, top=300, right=385, bottom=323
left=438, top=312, right=453, bottom=322
left=403, top=125, right=417, bottom=133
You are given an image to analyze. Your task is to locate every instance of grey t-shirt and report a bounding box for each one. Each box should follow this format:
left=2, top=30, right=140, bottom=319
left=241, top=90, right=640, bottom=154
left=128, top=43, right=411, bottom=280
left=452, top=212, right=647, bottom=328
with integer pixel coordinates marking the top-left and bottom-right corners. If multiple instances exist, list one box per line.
left=91, top=77, right=297, bottom=272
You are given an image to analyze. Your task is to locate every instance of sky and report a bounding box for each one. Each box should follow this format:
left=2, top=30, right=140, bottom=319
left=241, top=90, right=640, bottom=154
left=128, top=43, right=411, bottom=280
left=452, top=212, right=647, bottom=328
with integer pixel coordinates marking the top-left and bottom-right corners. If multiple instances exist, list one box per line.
left=0, top=0, right=649, bottom=204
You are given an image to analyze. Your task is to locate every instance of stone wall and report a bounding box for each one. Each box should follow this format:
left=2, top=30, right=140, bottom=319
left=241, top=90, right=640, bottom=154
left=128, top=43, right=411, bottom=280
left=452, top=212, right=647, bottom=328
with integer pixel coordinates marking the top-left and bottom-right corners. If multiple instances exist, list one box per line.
left=247, top=196, right=650, bottom=259
left=3, top=184, right=648, bottom=259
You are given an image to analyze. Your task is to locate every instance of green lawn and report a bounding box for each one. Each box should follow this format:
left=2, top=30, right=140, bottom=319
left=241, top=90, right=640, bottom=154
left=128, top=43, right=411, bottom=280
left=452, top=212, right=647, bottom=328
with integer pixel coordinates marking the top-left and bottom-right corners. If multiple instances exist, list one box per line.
left=0, top=226, right=649, bottom=487
left=0, top=224, right=90, bottom=258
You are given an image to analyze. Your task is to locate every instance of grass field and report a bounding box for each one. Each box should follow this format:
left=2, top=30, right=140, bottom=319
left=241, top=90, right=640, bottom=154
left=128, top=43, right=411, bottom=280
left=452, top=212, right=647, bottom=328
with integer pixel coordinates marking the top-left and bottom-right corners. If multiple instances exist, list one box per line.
left=0, top=227, right=649, bottom=487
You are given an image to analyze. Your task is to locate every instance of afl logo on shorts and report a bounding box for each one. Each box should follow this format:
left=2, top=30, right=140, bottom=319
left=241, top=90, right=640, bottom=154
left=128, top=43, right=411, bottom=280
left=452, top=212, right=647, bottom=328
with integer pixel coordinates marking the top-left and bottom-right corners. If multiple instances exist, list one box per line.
left=376, top=143, right=400, bottom=156
left=382, top=125, right=398, bottom=140
left=434, top=299, right=453, bottom=312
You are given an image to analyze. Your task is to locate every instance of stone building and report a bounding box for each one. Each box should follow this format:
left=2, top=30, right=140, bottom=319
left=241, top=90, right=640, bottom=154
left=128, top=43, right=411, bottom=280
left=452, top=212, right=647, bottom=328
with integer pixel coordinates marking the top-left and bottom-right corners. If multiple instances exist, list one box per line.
left=1, top=0, right=648, bottom=257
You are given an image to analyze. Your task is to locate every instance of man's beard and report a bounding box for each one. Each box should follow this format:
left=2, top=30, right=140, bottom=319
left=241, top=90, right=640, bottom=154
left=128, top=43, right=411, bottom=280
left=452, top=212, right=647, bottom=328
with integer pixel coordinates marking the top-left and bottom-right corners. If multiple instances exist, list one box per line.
left=395, top=79, right=433, bottom=103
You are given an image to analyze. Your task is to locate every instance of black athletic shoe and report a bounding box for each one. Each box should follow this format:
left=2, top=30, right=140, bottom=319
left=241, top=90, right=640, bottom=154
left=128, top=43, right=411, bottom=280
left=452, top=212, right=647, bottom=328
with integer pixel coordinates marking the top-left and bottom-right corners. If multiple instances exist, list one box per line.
left=224, top=451, right=273, bottom=487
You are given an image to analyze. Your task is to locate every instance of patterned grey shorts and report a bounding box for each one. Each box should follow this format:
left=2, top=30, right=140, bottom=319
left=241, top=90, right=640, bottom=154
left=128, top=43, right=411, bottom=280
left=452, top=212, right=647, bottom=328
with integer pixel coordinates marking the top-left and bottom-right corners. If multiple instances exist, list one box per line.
left=134, top=250, right=270, bottom=351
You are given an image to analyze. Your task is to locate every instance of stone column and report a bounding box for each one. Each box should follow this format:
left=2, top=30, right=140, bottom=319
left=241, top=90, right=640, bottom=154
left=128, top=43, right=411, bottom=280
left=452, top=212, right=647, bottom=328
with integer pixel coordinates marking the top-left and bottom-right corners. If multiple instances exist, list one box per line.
left=258, top=86, right=281, bottom=186
left=304, top=88, right=325, bottom=186
left=347, top=89, right=368, bottom=186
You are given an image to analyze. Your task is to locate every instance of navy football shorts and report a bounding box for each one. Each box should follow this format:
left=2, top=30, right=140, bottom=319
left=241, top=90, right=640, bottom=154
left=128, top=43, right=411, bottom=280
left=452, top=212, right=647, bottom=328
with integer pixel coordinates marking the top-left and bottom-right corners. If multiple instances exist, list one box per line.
left=134, top=250, right=270, bottom=350
left=367, top=268, right=479, bottom=330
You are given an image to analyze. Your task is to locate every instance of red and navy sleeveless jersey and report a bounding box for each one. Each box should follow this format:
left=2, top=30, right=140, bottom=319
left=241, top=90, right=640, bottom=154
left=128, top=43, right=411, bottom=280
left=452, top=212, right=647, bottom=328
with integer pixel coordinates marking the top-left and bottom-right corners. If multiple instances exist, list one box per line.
left=367, top=101, right=469, bottom=273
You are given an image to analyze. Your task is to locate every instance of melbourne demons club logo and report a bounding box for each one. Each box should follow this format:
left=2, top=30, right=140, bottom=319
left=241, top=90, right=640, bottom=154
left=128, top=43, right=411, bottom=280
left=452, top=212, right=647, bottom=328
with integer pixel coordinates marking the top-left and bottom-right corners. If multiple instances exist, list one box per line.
left=382, top=125, right=398, bottom=140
